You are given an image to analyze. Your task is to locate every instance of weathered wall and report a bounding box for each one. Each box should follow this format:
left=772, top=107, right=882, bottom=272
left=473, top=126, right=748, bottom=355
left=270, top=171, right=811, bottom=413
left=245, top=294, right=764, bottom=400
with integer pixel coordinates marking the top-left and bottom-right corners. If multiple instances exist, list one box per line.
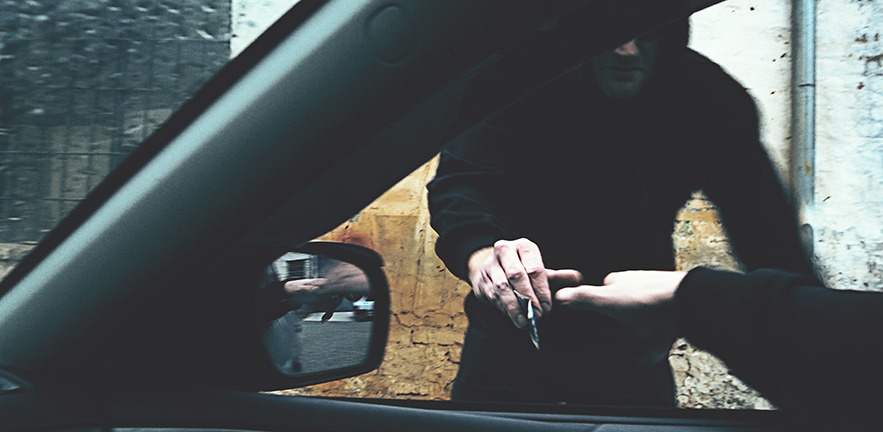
left=689, top=1, right=883, bottom=295
left=307, top=160, right=468, bottom=399
left=814, top=0, right=883, bottom=292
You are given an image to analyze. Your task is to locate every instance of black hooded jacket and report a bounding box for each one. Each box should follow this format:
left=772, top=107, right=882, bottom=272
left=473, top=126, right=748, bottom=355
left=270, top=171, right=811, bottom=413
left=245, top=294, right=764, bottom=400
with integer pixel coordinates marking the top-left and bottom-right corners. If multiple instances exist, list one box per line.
left=426, top=19, right=816, bottom=405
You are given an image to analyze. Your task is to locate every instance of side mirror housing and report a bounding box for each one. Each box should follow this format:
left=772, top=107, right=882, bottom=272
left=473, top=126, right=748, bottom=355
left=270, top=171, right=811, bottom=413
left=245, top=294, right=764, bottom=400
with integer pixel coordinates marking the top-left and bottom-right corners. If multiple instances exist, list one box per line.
left=73, top=241, right=389, bottom=392
left=254, top=241, right=390, bottom=390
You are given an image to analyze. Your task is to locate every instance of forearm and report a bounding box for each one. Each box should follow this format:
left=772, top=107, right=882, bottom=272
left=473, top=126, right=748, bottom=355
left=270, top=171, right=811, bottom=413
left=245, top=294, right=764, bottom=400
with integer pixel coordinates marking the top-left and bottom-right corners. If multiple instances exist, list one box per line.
left=428, top=153, right=516, bottom=280
left=676, top=267, right=883, bottom=418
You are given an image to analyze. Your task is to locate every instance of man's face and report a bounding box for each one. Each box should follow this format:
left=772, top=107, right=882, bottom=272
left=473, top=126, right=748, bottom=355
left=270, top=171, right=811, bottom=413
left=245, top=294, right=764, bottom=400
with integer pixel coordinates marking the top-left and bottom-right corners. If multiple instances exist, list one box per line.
left=591, top=38, right=661, bottom=99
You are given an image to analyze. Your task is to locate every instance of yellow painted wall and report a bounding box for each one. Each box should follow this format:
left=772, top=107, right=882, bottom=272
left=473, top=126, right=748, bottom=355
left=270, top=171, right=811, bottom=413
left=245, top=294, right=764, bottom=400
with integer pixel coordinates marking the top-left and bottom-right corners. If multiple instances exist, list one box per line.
left=288, top=156, right=467, bottom=400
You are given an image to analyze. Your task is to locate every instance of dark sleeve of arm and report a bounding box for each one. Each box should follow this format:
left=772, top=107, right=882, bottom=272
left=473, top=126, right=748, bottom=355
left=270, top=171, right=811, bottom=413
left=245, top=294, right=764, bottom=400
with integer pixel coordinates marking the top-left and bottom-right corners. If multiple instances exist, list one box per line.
left=676, top=267, right=883, bottom=420
left=256, top=280, right=302, bottom=322
left=698, top=81, right=816, bottom=278
left=427, top=122, right=521, bottom=281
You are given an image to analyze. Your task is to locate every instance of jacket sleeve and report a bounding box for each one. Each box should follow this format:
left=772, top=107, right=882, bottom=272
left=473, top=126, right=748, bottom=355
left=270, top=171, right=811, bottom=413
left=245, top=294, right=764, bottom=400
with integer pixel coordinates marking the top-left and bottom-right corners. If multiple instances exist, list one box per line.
left=695, top=70, right=816, bottom=279
left=676, top=267, right=883, bottom=423
left=426, top=29, right=575, bottom=282
left=426, top=119, right=524, bottom=281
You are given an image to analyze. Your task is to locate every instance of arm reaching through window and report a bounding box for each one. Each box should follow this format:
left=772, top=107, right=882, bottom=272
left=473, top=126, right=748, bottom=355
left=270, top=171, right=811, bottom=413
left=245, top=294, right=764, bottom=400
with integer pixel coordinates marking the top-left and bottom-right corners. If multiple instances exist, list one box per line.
left=557, top=267, right=883, bottom=428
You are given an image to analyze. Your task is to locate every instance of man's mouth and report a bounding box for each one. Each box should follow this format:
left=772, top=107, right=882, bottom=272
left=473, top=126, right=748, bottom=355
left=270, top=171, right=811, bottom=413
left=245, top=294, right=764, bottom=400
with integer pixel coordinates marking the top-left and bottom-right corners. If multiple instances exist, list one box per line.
left=608, top=65, right=643, bottom=72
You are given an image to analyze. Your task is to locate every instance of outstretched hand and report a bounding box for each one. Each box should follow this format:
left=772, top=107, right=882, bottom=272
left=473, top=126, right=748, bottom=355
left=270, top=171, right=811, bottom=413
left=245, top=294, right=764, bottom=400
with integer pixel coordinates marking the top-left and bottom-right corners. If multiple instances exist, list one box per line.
left=283, top=278, right=329, bottom=294
left=555, top=270, right=686, bottom=328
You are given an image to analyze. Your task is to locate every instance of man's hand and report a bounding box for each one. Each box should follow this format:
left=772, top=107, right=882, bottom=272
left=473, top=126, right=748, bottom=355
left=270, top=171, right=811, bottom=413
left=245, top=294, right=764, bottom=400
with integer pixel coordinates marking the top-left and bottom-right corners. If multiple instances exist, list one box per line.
left=283, top=278, right=329, bottom=294
left=555, top=270, right=686, bottom=328
left=467, top=238, right=581, bottom=328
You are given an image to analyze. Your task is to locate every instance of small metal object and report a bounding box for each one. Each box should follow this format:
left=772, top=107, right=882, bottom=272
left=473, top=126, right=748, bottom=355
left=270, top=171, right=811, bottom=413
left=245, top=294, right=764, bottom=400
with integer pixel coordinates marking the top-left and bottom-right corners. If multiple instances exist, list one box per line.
left=512, top=290, right=540, bottom=351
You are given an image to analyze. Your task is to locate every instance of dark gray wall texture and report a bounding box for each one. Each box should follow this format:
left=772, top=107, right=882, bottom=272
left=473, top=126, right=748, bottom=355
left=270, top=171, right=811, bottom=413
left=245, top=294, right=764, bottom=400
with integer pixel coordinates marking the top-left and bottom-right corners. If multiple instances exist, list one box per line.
left=0, top=0, right=231, bottom=244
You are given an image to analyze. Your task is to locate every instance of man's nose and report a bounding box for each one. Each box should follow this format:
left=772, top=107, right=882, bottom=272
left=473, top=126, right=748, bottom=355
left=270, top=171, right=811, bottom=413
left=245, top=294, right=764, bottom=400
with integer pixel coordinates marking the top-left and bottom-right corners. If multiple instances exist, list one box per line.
left=614, top=40, right=640, bottom=56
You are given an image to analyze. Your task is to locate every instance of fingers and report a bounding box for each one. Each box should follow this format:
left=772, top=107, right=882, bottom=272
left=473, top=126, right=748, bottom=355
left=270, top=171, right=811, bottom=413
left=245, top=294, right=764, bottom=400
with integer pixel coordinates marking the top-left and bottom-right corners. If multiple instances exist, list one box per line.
left=466, top=240, right=688, bottom=331
left=555, top=271, right=642, bottom=312
left=495, top=238, right=551, bottom=315
left=468, top=239, right=550, bottom=328
left=283, top=278, right=328, bottom=293
left=555, top=284, right=615, bottom=311
left=472, top=261, right=527, bottom=328
left=546, top=269, right=583, bottom=289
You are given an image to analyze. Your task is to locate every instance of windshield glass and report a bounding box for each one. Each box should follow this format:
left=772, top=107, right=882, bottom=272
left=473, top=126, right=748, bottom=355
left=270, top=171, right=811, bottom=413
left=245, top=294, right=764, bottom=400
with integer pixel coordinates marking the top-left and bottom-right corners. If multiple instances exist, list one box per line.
left=0, top=0, right=299, bottom=262
left=1, top=0, right=880, bottom=416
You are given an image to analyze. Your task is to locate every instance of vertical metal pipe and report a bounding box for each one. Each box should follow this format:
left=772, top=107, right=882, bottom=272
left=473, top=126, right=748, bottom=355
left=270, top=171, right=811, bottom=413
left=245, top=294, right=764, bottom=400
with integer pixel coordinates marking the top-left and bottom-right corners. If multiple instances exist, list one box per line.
left=791, top=0, right=816, bottom=256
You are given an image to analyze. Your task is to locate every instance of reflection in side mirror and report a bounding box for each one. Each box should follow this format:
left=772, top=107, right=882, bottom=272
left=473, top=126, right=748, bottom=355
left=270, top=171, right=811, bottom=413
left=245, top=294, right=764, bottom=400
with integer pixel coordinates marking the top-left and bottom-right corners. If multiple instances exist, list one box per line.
left=261, top=251, right=375, bottom=377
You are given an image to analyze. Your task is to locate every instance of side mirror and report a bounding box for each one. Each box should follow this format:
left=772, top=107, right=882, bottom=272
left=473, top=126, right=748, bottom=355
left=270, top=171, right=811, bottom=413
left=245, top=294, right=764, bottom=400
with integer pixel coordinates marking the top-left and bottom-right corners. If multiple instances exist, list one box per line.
left=254, top=241, right=389, bottom=389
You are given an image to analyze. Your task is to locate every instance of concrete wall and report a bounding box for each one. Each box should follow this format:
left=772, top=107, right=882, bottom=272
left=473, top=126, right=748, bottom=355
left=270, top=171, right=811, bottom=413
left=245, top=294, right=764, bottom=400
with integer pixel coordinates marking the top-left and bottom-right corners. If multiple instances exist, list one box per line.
left=693, top=1, right=883, bottom=295
left=814, top=0, right=883, bottom=291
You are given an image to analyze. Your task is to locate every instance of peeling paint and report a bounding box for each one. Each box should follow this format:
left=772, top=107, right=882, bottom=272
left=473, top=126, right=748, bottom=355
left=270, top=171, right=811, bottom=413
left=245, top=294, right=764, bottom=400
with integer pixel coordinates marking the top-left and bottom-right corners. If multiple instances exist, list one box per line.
left=860, top=53, right=883, bottom=67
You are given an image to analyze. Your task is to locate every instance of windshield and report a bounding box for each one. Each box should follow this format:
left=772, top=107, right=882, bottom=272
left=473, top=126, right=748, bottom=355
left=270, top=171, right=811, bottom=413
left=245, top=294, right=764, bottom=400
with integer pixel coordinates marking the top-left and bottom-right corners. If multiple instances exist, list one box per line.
left=0, top=0, right=300, bottom=254
left=1, top=0, right=880, bottom=415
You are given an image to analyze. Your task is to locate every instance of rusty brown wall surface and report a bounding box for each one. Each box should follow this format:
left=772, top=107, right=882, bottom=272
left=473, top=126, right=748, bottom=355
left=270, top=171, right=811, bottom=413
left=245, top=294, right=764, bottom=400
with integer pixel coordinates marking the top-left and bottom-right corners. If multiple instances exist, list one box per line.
left=279, top=156, right=773, bottom=410
left=284, top=157, right=468, bottom=400
left=670, top=193, right=772, bottom=410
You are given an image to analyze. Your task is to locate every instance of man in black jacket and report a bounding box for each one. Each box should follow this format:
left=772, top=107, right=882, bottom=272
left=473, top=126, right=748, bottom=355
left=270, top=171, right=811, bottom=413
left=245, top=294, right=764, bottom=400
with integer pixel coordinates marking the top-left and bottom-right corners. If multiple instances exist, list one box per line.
left=427, top=18, right=816, bottom=406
